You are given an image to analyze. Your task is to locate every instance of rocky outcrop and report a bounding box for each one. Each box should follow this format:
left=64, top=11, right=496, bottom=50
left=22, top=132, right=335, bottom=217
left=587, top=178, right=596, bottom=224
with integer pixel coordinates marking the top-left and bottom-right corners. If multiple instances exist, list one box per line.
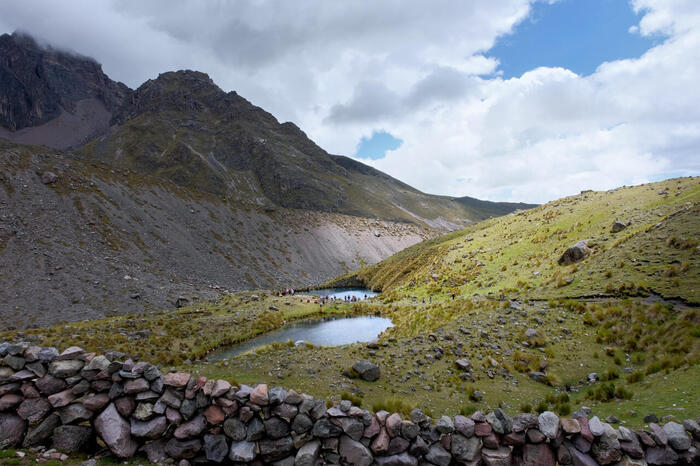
left=558, top=240, right=592, bottom=265
left=0, top=32, right=131, bottom=145
left=0, top=343, right=698, bottom=464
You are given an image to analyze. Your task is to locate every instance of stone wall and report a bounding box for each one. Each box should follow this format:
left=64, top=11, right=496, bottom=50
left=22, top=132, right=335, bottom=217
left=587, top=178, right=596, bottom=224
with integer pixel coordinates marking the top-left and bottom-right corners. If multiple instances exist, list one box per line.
left=0, top=342, right=698, bottom=465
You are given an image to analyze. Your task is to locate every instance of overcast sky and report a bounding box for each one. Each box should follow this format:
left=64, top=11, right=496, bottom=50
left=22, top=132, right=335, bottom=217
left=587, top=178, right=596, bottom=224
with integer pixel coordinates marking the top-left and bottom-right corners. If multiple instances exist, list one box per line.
left=1, top=0, right=698, bottom=203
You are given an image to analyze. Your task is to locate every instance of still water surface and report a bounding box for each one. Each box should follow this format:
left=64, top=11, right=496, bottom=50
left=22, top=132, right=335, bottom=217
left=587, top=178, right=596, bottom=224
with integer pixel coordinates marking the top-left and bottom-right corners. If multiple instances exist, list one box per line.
left=210, top=315, right=392, bottom=359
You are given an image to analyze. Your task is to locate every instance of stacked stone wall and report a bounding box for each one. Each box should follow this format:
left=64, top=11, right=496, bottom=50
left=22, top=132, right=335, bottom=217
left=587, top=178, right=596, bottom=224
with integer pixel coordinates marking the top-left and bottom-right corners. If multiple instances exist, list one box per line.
left=0, top=342, right=698, bottom=465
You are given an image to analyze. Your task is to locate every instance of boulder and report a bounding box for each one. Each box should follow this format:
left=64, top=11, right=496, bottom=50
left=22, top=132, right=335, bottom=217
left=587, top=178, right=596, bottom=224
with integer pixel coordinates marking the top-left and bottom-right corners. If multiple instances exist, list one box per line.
left=425, top=443, right=452, bottom=466
left=611, top=221, right=627, bottom=233
left=223, top=417, right=247, bottom=441
left=258, top=436, right=294, bottom=461
left=203, top=434, right=229, bottom=463
left=229, top=440, right=257, bottom=462
left=94, top=403, right=138, bottom=458
left=58, top=402, right=92, bottom=424
left=130, top=416, right=167, bottom=439
left=22, top=412, right=60, bottom=447
left=52, top=425, right=93, bottom=453
left=165, top=438, right=201, bottom=459
left=295, top=439, right=321, bottom=466
left=340, top=434, right=373, bottom=466
left=41, top=171, right=58, bottom=184
left=0, top=413, right=26, bottom=447
left=662, top=421, right=690, bottom=450
left=48, top=359, right=84, bottom=378
left=522, top=443, right=556, bottom=466
left=352, top=360, right=380, bottom=381
left=451, top=434, right=481, bottom=462
left=646, top=446, right=679, bottom=465
left=250, top=383, right=269, bottom=405
left=174, top=414, right=206, bottom=439
left=558, top=240, right=591, bottom=265
left=538, top=411, right=560, bottom=439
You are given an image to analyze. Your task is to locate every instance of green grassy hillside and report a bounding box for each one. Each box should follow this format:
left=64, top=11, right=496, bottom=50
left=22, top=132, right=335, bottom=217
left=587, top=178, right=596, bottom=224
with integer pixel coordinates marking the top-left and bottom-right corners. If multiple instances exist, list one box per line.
left=352, top=177, right=699, bottom=303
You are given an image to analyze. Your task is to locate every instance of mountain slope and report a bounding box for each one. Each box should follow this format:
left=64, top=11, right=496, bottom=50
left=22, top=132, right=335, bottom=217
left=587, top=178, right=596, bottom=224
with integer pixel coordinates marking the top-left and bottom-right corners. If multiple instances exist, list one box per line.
left=346, top=177, right=699, bottom=303
left=0, top=32, right=534, bottom=326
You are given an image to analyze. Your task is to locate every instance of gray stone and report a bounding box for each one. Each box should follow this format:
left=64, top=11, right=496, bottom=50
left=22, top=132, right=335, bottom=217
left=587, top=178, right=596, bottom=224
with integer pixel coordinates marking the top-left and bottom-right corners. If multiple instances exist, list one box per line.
left=340, top=417, right=365, bottom=441
left=589, top=416, right=605, bottom=436
left=339, top=434, right=373, bottom=466
left=265, top=416, right=291, bottom=439
left=312, top=418, right=342, bottom=438
left=52, top=425, right=93, bottom=453
left=374, top=452, right=418, bottom=466
left=0, top=413, right=26, bottom=448
left=426, top=443, right=452, bottom=466
left=17, top=397, right=51, bottom=423
left=451, top=433, right=481, bottom=462
left=223, top=418, right=247, bottom=441
left=259, top=436, right=294, bottom=461
left=436, top=415, right=455, bottom=434
left=203, top=434, right=229, bottom=463
left=295, top=439, right=320, bottom=466
left=94, top=403, right=137, bottom=458
left=130, top=416, right=167, bottom=439
left=538, top=411, right=560, bottom=439
left=454, top=414, right=476, bottom=437
left=352, top=360, right=380, bottom=381
left=174, top=414, right=206, bottom=439
left=58, top=402, right=92, bottom=424
left=661, top=421, right=690, bottom=450
left=229, top=440, right=257, bottom=462
left=646, top=446, right=679, bottom=465
left=23, top=413, right=60, bottom=447
left=48, top=359, right=84, bottom=378
left=165, top=438, right=201, bottom=459
left=247, top=416, right=266, bottom=441
left=558, top=240, right=591, bottom=265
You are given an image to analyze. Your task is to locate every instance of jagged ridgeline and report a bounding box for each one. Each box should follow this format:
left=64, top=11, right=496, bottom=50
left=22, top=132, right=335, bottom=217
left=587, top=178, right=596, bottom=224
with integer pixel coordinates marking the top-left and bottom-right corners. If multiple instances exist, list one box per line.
left=348, top=177, right=699, bottom=303
left=0, top=31, right=532, bottom=326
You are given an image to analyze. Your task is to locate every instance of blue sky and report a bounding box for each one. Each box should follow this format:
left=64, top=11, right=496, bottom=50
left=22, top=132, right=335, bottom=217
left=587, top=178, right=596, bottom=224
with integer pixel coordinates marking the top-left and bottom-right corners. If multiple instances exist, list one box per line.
left=489, top=0, right=662, bottom=78
left=355, top=130, right=402, bottom=160
left=355, top=0, right=662, bottom=163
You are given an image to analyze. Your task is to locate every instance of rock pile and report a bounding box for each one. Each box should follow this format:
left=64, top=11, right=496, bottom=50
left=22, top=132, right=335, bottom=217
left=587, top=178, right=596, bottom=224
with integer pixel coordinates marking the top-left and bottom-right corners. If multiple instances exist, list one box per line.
left=1, top=343, right=698, bottom=464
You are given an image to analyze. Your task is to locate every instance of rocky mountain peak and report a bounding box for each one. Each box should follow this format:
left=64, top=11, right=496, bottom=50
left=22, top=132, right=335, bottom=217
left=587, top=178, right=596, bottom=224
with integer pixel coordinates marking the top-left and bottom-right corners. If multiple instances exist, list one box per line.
left=0, top=31, right=131, bottom=132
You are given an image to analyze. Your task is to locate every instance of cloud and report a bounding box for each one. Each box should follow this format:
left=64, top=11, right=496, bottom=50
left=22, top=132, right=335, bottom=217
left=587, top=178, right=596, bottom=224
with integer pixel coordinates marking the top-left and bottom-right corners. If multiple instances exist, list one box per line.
left=0, top=0, right=697, bottom=203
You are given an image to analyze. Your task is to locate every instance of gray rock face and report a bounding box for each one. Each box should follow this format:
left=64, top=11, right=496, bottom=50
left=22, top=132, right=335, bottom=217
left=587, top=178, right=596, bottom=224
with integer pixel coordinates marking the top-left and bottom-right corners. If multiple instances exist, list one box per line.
left=52, top=425, right=93, bottom=452
left=538, top=411, right=560, bottom=439
left=48, top=359, right=84, bottom=378
left=295, top=439, right=320, bottom=466
left=203, top=434, right=229, bottom=463
left=426, top=443, right=452, bottom=466
left=229, top=440, right=257, bottom=462
left=451, top=434, right=481, bottom=462
left=223, top=417, right=247, bottom=441
left=352, top=360, right=380, bottom=381
left=130, top=416, right=167, bottom=439
left=662, top=421, right=690, bottom=450
left=94, top=403, right=138, bottom=458
left=22, top=412, right=60, bottom=447
left=339, top=434, right=373, bottom=466
left=0, top=412, right=26, bottom=447
left=165, top=438, right=201, bottom=459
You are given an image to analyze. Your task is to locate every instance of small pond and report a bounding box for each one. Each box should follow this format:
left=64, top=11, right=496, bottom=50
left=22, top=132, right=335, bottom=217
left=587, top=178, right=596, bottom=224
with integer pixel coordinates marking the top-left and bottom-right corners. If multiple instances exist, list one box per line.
left=210, top=315, right=393, bottom=360
left=305, top=287, right=379, bottom=301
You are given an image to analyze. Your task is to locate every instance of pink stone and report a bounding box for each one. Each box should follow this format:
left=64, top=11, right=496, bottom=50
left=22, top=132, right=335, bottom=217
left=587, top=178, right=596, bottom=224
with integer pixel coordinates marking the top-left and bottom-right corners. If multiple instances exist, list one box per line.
left=0, top=393, right=23, bottom=411
left=250, top=384, right=268, bottom=405
left=204, top=405, right=225, bottom=424
left=386, top=413, right=402, bottom=437
left=211, top=380, right=231, bottom=398
left=371, top=428, right=390, bottom=454
left=163, top=372, right=191, bottom=388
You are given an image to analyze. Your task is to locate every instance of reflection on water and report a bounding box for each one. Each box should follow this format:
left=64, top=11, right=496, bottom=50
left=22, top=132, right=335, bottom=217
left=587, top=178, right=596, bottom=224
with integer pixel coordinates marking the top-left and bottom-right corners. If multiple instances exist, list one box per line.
left=307, top=287, right=379, bottom=301
left=210, top=315, right=392, bottom=360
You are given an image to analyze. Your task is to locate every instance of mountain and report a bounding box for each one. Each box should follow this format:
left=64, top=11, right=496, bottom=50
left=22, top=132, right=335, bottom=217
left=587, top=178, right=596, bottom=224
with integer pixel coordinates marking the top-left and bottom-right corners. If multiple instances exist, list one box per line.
left=0, top=32, right=533, bottom=327
left=0, top=32, right=131, bottom=149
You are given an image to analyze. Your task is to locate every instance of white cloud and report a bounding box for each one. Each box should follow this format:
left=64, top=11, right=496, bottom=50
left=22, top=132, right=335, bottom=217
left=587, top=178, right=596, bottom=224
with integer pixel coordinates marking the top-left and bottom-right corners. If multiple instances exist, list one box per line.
left=0, top=0, right=698, bottom=203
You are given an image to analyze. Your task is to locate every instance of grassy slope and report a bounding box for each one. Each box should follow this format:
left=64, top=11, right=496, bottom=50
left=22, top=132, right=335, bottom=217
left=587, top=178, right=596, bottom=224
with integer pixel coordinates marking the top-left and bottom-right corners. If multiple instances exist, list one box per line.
left=354, top=177, right=699, bottom=303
